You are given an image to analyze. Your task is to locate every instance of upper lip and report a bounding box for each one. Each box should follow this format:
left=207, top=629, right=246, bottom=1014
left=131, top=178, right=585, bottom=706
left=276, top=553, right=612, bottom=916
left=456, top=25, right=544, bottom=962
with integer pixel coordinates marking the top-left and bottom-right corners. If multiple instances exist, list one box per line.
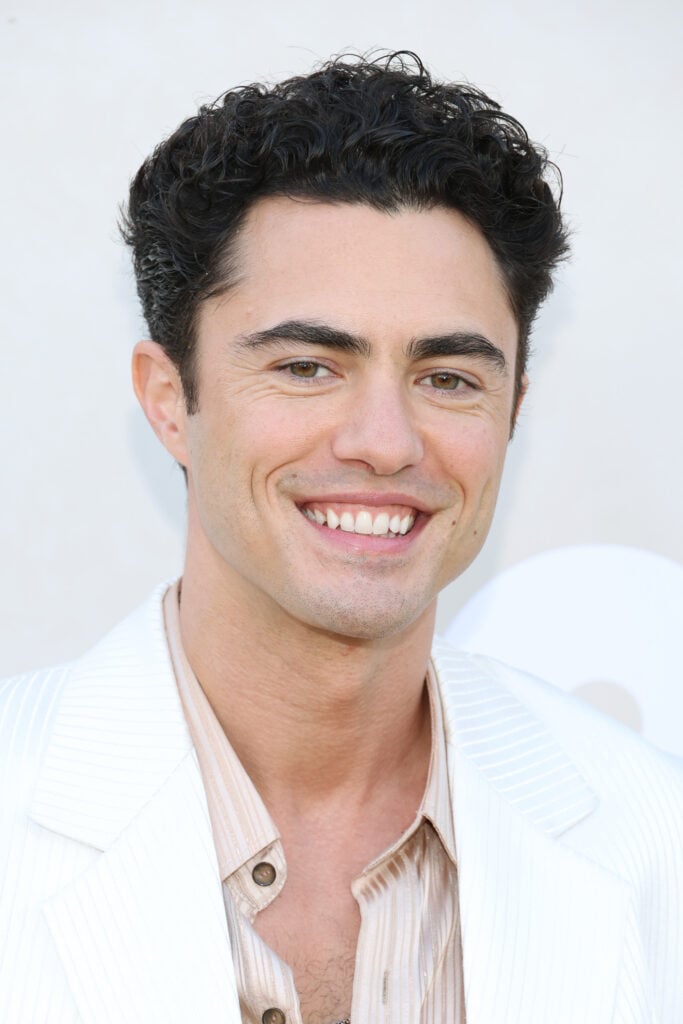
left=296, top=492, right=433, bottom=514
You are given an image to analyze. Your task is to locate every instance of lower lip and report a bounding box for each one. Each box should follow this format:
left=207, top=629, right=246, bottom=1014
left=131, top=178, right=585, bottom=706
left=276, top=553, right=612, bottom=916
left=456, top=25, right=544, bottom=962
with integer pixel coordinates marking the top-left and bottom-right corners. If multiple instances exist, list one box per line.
left=299, top=510, right=427, bottom=552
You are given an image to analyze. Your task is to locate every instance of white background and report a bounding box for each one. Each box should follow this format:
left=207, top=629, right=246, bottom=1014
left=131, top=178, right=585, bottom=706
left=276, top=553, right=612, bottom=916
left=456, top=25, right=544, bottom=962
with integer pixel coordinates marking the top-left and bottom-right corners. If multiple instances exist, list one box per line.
left=2, top=0, right=681, bottom=749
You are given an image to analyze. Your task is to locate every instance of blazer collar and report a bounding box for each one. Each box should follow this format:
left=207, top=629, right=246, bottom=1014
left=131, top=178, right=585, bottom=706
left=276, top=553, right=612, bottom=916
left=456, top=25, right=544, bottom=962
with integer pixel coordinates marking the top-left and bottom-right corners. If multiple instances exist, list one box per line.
left=431, top=639, right=599, bottom=839
left=32, top=595, right=599, bottom=852
left=29, top=584, right=241, bottom=1023
left=29, top=593, right=631, bottom=1024
left=29, top=582, right=191, bottom=849
left=431, top=639, right=631, bottom=1024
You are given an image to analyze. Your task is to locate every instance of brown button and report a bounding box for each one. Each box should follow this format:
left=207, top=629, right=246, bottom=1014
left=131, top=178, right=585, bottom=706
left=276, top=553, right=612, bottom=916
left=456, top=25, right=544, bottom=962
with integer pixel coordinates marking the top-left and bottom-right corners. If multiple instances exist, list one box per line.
left=262, top=1009, right=286, bottom=1024
left=252, top=861, right=277, bottom=887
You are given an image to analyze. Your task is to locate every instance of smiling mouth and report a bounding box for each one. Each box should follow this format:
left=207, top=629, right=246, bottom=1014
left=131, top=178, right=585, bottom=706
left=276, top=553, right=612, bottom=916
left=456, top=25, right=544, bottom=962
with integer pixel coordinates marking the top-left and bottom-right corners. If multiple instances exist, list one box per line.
left=300, top=504, right=418, bottom=538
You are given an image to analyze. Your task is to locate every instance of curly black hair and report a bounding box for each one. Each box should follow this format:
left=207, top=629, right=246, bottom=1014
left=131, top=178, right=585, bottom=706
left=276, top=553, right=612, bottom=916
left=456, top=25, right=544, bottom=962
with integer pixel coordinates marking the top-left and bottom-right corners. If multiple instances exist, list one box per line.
left=122, top=51, right=568, bottom=412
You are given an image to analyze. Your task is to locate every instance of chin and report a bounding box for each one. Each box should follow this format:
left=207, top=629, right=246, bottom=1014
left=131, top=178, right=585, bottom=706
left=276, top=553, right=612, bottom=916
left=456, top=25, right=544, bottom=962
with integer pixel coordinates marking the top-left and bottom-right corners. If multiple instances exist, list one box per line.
left=291, top=591, right=432, bottom=643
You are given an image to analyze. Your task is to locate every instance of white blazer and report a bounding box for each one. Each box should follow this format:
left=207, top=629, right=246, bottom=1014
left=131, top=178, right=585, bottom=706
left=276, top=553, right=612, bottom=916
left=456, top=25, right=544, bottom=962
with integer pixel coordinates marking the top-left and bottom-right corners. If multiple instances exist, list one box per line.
left=1, top=586, right=682, bottom=1023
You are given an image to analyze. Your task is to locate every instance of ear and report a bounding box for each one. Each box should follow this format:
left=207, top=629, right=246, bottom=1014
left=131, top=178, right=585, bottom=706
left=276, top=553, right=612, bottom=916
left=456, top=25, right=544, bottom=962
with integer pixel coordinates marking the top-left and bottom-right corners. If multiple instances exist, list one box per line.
left=132, top=341, right=190, bottom=466
left=509, top=373, right=529, bottom=439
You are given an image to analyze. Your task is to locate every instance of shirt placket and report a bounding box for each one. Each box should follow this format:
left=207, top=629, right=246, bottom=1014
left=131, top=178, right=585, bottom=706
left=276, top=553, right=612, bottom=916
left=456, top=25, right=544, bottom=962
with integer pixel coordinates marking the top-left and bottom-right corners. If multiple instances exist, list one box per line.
left=223, top=841, right=303, bottom=1024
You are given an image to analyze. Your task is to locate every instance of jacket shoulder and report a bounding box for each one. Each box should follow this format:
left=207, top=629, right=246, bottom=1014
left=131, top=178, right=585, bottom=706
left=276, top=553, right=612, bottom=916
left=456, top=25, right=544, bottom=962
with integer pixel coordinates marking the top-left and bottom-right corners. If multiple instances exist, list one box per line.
left=433, top=638, right=683, bottom=1021
left=0, top=581, right=173, bottom=818
left=0, top=665, right=72, bottom=816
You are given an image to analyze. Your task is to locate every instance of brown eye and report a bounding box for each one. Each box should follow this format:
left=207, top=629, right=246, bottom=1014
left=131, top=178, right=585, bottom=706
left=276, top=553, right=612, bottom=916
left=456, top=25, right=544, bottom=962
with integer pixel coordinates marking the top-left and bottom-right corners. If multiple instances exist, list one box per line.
left=289, top=361, right=321, bottom=377
left=430, top=372, right=463, bottom=390
left=277, top=360, right=333, bottom=382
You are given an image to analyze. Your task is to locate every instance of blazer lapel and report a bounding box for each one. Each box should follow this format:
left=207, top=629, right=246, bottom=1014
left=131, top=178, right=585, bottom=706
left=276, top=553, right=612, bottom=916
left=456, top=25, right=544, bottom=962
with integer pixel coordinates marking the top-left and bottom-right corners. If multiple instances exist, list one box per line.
left=432, top=642, right=632, bottom=1024
left=27, top=594, right=635, bottom=1023
left=29, top=586, right=240, bottom=1024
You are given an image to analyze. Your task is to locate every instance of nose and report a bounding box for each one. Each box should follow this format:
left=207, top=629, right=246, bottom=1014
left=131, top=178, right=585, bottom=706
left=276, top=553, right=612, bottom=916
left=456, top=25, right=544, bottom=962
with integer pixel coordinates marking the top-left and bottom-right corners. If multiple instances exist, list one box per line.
left=331, top=377, right=424, bottom=475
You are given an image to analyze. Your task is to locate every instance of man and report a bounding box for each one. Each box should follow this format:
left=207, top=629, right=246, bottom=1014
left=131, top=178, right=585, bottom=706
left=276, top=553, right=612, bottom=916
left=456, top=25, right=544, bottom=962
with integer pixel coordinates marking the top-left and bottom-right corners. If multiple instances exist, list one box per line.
left=1, top=53, right=681, bottom=1024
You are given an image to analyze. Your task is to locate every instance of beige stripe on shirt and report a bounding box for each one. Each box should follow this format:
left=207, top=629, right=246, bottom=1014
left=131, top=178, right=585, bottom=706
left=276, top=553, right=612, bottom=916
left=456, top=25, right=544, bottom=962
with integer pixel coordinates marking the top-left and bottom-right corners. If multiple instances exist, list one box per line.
left=163, top=581, right=466, bottom=1024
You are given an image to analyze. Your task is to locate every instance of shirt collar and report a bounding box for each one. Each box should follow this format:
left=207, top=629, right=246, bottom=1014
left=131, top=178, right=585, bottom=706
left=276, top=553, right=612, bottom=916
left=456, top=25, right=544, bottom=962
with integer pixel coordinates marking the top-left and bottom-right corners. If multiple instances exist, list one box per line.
left=163, top=580, right=457, bottom=880
left=421, top=660, right=458, bottom=866
left=163, top=581, right=279, bottom=880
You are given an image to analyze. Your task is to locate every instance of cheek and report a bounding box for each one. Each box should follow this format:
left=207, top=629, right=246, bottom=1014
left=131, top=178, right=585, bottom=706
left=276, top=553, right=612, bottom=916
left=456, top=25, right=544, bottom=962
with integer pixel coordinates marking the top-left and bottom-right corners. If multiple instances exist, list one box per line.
left=433, top=418, right=508, bottom=490
left=245, top=402, right=337, bottom=475
left=189, top=401, right=331, bottom=503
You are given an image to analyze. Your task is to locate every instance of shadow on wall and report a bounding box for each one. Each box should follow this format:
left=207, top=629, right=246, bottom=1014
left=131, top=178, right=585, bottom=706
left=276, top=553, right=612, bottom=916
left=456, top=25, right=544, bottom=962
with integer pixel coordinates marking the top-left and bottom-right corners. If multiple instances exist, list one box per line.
left=444, top=544, right=683, bottom=758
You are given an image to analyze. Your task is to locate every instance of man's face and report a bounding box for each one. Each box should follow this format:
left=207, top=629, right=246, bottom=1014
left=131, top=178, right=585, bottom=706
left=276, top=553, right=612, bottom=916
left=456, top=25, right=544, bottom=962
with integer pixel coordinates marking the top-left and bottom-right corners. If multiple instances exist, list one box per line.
left=181, top=198, right=520, bottom=640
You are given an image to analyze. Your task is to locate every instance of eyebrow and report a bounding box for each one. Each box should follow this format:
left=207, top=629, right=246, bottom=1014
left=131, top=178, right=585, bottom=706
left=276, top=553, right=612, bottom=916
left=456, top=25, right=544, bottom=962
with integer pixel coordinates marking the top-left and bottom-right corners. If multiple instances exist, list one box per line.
left=237, top=320, right=371, bottom=357
left=237, top=319, right=508, bottom=373
left=406, top=332, right=508, bottom=372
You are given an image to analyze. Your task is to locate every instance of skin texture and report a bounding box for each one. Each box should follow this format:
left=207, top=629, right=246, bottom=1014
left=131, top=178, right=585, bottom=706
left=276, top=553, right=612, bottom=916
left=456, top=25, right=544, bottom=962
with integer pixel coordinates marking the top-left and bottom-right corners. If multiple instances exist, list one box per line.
left=133, top=198, right=523, bottom=1023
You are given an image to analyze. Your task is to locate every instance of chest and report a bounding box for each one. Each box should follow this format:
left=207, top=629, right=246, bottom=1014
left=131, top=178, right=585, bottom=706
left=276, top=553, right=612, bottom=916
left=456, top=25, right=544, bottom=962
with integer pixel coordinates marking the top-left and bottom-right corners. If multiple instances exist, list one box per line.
left=255, top=875, right=359, bottom=1024
left=225, top=827, right=463, bottom=1024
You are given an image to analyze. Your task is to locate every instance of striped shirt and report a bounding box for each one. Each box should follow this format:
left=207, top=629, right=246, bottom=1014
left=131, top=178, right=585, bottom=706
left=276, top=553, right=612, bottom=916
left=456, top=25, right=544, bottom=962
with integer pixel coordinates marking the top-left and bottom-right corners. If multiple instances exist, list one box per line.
left=163, top=582, right=466, bottom=1024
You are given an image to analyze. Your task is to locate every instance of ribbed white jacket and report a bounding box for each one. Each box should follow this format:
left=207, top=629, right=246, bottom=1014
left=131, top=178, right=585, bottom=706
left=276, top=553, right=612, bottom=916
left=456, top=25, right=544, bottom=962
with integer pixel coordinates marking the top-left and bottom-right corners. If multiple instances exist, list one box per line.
left=1, top=585, right=681, bottom=1023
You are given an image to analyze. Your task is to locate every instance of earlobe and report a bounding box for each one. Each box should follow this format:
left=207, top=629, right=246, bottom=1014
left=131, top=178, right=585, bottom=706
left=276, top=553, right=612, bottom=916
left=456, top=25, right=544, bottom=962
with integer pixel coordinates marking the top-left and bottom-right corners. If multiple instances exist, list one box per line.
left=132, top=341, right=189, bottom=465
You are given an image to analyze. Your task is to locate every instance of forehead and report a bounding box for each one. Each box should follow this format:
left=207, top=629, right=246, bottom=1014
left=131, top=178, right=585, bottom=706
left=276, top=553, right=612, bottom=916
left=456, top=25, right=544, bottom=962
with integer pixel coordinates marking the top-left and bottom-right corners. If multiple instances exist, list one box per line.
left=204, top=197, right=518, bottom=356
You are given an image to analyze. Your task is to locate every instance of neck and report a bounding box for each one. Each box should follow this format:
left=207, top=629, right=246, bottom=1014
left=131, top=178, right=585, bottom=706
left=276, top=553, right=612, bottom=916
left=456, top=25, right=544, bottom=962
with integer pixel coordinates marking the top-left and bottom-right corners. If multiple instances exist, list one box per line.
left=178, top=556, right=435, bottom=813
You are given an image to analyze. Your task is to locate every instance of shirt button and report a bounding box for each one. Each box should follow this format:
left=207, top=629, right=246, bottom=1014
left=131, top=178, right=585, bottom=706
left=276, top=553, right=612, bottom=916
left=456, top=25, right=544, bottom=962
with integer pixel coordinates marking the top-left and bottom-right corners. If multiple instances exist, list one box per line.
left=252, top=861, right=277, bottom=887
left=262, top=1009, right=286, bottom=1024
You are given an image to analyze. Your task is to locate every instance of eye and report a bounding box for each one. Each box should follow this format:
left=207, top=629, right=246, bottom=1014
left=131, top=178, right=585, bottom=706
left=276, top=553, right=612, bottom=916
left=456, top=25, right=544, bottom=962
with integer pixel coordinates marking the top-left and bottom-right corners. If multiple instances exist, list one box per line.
left=423, top=371, right=471, bottom=391
left=281, top=360, right=332, bottom=379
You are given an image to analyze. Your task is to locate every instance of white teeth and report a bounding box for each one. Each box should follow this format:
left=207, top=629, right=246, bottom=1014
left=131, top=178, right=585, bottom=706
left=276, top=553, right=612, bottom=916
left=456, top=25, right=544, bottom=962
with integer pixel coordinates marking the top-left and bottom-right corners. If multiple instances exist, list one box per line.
left=372, top=512, right=390, bottom=535
left=399, top=515, right=412, bottom=535
left=355, top=510, right=373, bottom=534
left=305, top=506, right=417, bottom=537
left=340, top=511, right=355, bottom=532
